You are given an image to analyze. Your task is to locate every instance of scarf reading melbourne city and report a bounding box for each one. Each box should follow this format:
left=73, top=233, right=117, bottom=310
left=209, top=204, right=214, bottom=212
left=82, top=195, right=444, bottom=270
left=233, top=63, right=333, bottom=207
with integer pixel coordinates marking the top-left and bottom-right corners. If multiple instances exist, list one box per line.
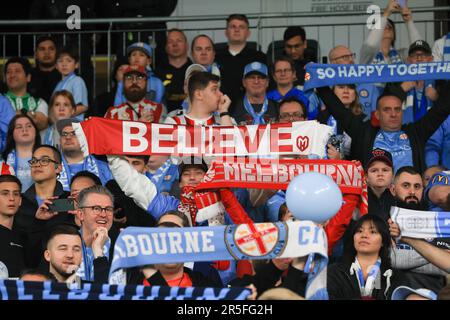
left=303, top=62, right=450, bottom=91
left=109, top=220, right=329, bottom=300
left=72, top=117, right=332, bottom=159
left=0, top=280, right=250, bottom=300
left=390, top=206, right=450, bottom=238
left=197, top=158, right=368, bottom=214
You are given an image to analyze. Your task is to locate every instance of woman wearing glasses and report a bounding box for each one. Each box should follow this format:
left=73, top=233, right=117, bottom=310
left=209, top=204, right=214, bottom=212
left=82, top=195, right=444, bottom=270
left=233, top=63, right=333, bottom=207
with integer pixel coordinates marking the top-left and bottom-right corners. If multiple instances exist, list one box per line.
left=2, top=114, right=41, bottom=191
left=42, top=90, right=77, bottom=148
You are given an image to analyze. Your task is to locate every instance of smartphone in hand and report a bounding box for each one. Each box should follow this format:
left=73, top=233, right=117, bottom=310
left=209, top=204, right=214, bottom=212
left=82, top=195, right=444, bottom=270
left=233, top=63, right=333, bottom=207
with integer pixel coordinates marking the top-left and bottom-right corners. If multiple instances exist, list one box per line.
left=48, top=198, right=75, bottom=212
left=397, top=0, right=407, bottom=8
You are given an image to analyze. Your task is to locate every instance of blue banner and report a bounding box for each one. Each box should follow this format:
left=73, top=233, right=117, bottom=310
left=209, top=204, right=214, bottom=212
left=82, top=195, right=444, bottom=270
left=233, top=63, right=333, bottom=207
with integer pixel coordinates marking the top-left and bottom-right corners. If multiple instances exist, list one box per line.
left=0, top=280, right=250, bottom=300
left=109, top=221, right=329, bottom=300
left=303, top=62, right=450, bottom=91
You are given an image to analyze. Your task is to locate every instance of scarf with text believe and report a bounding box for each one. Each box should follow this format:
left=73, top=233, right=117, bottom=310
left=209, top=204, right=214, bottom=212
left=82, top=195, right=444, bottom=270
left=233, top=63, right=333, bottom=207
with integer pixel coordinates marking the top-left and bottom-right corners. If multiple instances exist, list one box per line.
left=73, top=117, right=332, bottom=159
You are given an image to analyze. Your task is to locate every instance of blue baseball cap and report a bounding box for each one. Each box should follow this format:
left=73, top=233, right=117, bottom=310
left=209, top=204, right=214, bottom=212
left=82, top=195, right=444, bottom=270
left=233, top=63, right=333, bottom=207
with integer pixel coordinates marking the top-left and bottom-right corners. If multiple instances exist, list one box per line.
left=243, top=61, right=268, bottom=78
left=127, top=42, right=153, bottom=58
left=391, top=286, right=437, bottom=300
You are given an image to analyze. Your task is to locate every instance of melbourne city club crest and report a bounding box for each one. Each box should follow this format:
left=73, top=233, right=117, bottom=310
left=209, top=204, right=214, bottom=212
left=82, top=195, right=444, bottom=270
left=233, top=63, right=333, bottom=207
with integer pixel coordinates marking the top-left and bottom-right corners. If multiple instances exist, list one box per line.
left=225, top=222, right=288, bottom=260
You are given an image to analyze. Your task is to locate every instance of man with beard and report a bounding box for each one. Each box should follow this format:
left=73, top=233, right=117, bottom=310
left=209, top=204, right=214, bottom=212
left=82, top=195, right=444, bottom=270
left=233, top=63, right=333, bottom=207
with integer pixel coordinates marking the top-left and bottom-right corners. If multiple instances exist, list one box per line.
left=44, top=224, right=83, bottom=283
left=56, top=119, right=113, bottom=191
left=28, top=36, right=61, bottom=104
left=105, top=65, right=163, bottom=122
left=388, top=166, right=448, bottom=292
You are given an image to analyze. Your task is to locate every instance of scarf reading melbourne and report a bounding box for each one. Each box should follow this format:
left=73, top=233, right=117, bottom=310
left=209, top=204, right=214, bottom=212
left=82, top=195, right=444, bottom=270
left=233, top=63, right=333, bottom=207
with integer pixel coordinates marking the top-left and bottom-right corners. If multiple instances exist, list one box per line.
left=444, top=33, right=450, bottom=61
left=390, top=206, right=450, bottom=238
left=303, top=62, right=450, bottom=91
left=73, top=117, right=332, bottom=159
left=196, top=158, right=368, bottom=214
left=109, top=220, right=329, bottom=300
left=0, top=280, right=250, bottom=300
left=59, top=155, right=101, bottom=191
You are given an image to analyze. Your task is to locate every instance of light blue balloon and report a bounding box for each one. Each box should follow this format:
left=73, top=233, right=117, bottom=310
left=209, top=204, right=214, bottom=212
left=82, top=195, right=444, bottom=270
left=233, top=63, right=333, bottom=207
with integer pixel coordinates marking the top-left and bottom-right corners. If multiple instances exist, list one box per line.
left=285, top=172, right=343, bottom=223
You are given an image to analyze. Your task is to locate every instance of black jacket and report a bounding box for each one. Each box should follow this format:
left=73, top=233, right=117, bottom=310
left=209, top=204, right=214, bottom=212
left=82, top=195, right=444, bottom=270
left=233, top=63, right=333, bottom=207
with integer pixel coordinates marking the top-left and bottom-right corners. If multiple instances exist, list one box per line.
left=127, top=266, right=223, bottom=288
left=216, top=44, right=267, bottom=112
left=0, top=224, right=26, bottom=278
left=367, top=187, right=395, bottom=221
left=316, top=84, right=450, bottom=173
left=327, top=261, right=405, bottom=300
left=14, top=181, right=71, bottom=268
left=230, top=260, right=308, bottom=298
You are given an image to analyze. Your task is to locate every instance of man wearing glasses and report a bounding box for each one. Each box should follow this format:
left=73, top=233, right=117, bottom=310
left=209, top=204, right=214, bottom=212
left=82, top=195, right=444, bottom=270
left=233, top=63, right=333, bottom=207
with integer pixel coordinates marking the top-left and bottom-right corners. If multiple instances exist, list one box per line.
left=231, top=62, right=278, bottom=125
left=267, top=56, right=311, bottom=118
left=105, top=65, right=163, bottom=123
left=55, top=118, right=113, bottom=191
left=75, top=185, right=115, bottom=283
left=15, top=144, right=70, bottom=268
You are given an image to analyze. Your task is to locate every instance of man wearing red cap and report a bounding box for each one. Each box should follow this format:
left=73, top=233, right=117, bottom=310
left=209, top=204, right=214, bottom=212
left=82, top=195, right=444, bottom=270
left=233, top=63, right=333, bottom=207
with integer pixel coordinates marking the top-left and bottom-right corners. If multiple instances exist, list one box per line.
left=105, top=65, right=163, bottom=123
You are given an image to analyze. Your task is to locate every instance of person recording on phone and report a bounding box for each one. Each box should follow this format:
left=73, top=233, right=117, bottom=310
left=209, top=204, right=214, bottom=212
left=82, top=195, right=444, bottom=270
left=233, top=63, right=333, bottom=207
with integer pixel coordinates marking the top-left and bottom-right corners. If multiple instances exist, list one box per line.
left=15, top=144, right=71, bottom=268
left=360, top=0, right=421, bottom=65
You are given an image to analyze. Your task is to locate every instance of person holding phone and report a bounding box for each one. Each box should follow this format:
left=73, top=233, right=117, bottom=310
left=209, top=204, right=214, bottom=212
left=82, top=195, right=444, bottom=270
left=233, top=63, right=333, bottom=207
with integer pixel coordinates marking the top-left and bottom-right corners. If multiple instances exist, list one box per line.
left=360, top=0, right=421, bottom=65
left=15, top=144, right=71, bottom=268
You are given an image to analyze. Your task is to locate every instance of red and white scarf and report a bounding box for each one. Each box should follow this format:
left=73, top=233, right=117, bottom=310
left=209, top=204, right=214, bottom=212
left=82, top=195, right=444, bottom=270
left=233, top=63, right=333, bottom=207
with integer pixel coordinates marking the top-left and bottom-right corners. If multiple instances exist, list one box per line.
left=73, top=117, right=332, bottom=159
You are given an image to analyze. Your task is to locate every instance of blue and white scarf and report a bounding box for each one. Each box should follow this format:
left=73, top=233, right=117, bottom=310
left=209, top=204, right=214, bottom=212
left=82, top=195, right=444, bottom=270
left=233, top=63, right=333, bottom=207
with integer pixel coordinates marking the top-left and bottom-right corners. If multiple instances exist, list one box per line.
left=403, top=83, right=433, bottom=124
left=6, top=150, right=18, bottom=174
left=303, top=62, right=450, bottom=91
left=43, top=125, right=60, bottom=148
left=372, top=47, right=403, bottom=65
left=350, top=258, right=385, bottom=297
left=444, top=33, right=450, bottom=62
left=145, top=158, right=178, bottom=193
left=109, top=221, right=329, bottom=300
left=76, top=234, right=111, bottom=282
left=0, top=280, right=250, bottom=300
left=390, top=206, right=450, bottom=239
left=59, top=155, right=100, bottom=191
left=243, top=96, right=269, bottom=125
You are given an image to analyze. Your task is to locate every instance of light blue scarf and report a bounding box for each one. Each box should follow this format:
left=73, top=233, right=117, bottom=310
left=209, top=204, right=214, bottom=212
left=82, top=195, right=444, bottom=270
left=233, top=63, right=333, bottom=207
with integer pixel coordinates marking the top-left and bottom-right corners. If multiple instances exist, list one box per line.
left=243, top=96, right=269, bottom=125
left=59, top=155, right=100, bottom=191
left=444, top=33, right=450, bottom=61
left=372, top=47, right=403, bottom=65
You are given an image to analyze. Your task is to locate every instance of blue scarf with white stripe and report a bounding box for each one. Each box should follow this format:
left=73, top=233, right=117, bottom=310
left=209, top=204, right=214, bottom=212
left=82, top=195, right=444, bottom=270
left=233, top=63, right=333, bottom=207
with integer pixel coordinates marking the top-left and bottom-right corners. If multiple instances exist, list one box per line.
left=444, top=33, right=450, bottom=61
left=109, top=221, right=329, bottom=300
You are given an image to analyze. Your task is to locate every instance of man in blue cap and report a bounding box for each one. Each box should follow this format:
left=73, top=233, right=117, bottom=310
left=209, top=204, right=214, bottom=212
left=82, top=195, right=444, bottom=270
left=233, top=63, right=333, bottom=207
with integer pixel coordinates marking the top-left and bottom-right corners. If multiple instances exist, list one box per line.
left=114, top=42, right=166, bottom=107
left=231, top=61, right=278, bottom=125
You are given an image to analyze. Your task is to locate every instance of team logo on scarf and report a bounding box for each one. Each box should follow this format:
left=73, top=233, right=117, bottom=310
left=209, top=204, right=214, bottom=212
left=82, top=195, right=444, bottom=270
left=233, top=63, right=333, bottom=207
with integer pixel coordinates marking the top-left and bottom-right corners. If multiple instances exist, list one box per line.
left=296, top=136, right=309, bottom=151
left=225, top=222, right=287, bottom=259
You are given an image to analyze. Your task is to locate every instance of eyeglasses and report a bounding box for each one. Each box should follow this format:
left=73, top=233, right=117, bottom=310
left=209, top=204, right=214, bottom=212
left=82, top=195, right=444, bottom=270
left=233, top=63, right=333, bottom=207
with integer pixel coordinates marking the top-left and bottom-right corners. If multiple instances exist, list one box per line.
left=274, top=68, right=293, bottom=75
left=61, top=130, right=76, bottom=138
left=331, top=53, right=356, bottom=63
left=28, top=157, right=59, bottom=167
left=279, top=112, right=305, bottom=120
left=80, top=205, right=114, bottom=215
left=124, top=74, right=146, bottom=82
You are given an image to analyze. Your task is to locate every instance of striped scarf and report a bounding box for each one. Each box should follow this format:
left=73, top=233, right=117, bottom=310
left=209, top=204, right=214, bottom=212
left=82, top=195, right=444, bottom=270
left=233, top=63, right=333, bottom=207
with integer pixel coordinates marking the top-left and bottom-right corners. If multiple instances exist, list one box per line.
left=372, top=47, right=403, bottom=65
left=444, top=33, right=450, bottom=61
